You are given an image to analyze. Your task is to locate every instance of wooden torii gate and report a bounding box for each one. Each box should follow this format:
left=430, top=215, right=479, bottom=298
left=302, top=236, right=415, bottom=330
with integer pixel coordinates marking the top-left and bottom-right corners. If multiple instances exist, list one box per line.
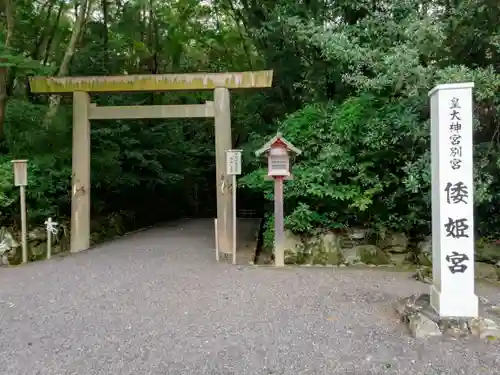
left=28, top=70, right=274, bottom=255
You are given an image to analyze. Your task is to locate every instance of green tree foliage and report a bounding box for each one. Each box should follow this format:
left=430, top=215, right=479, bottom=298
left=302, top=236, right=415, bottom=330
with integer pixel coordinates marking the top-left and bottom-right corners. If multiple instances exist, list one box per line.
left=0, top=0, right=270, bottom=237
left=243, top=95, right=431, bottom=235
left=1, top=0, right=500, bottom=247
left=240, top=0, right=500, bottom=243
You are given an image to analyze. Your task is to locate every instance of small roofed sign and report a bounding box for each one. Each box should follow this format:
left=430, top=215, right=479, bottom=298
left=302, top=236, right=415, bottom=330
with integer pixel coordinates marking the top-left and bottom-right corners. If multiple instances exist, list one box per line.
left=255, top=133, right=301, bottom=267
left=255, top=133, right=301, bottom=178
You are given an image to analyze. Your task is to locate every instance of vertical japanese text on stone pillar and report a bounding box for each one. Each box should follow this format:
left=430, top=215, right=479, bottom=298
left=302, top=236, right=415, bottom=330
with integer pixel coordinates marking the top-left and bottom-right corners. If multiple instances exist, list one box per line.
left=444, top=96, right=471, bottom=274
left=430, top=82, right=477, bottom=318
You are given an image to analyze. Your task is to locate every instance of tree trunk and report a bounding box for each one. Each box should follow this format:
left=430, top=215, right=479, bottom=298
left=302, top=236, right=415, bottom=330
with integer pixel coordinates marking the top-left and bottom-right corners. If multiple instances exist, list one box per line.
left=41, top=0, right=65, bottom=65
left=147, top=0, right=156, bottom=127
left=102, top=0, right=109, bottom=70
left=77, top=0, right=93, bottom=46
left=32, top=0, right=56, bottom=60
left=43, top=0, right=89, bottom=128
left=0, top=0, right=15, bottom=142
left=115, top=0, right=123, bottom=16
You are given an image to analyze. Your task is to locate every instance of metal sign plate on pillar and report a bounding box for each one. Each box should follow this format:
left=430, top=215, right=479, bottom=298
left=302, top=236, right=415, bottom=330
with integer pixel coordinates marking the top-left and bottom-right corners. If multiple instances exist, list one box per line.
left=226, top=149, right=242, bottom=175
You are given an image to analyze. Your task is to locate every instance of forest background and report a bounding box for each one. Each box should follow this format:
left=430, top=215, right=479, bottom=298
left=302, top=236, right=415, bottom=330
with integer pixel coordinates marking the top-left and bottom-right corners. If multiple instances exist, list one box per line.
left=1, top=0, right=500, bottom=261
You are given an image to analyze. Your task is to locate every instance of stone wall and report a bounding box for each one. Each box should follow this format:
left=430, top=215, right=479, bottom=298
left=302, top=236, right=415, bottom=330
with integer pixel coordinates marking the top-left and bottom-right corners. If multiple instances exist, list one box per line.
left=267, top=228, right=500, bottom=281
left=279, top=228, right=414, bottom=266
left=0, top=225, right=70, bottom=266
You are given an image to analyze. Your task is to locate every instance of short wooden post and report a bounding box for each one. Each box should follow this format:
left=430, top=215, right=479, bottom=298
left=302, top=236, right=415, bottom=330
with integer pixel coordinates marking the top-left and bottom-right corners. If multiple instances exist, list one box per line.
left=47, top=221, right=52, bottom=259
left=20, top=186, right=27, bottom=263
left=274, top=177, right=285, bottom=267
left=45, top=217, right=58, bottom=260
left=232, top=173, right=237, bottom=264
left=11, top=160, right=28, bottom=264
left=71, top=91, right=91, bottom=253
left=214, top=218, right=219, bottom=262
left=226, top=149, right=242, bottom=265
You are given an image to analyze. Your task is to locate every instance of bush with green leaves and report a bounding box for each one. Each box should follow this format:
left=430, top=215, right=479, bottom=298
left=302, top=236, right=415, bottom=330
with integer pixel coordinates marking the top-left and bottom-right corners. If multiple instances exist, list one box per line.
left=242, top=93, right=500, bottom=247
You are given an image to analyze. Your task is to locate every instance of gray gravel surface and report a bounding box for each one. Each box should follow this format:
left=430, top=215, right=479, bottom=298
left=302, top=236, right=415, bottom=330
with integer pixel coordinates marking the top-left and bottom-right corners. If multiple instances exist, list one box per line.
left=1, top=219, right=499, bottom=375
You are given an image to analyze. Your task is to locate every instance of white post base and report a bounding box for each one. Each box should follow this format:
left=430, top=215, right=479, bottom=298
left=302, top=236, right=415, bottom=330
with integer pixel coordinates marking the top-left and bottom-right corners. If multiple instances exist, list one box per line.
left=430, top=285, right=478, bottom=318
left=274, top=247, right=284, bottom=267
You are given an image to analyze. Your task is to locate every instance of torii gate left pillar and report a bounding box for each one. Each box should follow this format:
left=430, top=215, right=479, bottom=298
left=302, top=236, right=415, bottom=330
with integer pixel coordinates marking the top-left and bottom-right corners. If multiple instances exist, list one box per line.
left=29, top=71, right=274, bottom=255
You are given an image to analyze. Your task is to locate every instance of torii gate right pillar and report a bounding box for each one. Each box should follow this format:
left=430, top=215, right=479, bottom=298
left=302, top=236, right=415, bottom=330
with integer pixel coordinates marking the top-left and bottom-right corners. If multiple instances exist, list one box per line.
left=214, top=87, right=233, bottom=254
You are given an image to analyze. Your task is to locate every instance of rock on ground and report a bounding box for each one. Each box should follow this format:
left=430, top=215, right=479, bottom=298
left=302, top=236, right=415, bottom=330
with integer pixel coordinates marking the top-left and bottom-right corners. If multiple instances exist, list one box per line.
left=0, top=219, right=499, bottom=375
left=396, top=293, right=500, bottom=339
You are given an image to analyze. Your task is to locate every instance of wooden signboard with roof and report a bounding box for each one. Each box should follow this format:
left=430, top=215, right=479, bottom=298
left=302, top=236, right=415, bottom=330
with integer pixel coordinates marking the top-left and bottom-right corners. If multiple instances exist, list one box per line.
left=255, top=133, right=301, bottom=267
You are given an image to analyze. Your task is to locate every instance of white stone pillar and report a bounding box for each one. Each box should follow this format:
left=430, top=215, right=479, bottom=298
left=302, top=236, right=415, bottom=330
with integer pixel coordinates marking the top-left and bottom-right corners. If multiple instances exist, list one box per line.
left=429, top=82, right=478, bottom=318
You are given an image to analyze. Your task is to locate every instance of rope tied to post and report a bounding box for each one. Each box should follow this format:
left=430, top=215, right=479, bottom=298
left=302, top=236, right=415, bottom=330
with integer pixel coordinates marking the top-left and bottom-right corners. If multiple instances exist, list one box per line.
left=44, top=218, right=58, bottom=235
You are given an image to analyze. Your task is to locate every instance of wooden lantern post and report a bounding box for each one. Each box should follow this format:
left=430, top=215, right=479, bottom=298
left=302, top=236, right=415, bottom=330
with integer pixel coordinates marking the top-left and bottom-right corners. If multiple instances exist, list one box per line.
left=255, top=133, right=301, bottom=267
left=11, top=160, right=28, bottom=264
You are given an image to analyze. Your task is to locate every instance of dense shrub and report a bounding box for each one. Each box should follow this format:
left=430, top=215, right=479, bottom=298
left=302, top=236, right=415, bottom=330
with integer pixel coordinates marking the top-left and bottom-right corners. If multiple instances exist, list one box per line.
left=242, top=93, right=500, bottom=246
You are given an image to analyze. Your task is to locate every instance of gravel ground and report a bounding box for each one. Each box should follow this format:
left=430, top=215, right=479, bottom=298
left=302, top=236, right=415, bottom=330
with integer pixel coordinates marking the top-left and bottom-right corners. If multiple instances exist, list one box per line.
left=0, top=219, right=499, bottom=375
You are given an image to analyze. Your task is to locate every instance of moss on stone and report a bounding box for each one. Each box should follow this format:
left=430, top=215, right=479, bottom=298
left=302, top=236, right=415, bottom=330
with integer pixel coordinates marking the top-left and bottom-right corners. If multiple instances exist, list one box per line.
left=303, top=232, right=344, bottom=265
left=342, top=247, right=362, bottom=265
left=282, top=230, right=306, bottom=264
left=377, top=232, right=409, bottom=252
left=476, top=241, right=500, bottom=264
left=417, top=253, right=432, bottom=267
left=327, top=250, right=343, bottom=265
left=389, top=253, right=410, bottom=266
left=356, top=245, right=390, bottom=265
left=310, top=244, right=328, bottom=265
left=312, top=252, right=327, bottom=265
left=297, top=252, right=313, bottom=265
left=284, top=250, right=299, bottom=265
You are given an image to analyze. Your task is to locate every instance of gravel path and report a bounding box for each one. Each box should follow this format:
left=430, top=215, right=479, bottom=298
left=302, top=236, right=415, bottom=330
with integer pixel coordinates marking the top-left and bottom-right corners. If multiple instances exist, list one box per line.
left=0, top=219, right=499, bottom=375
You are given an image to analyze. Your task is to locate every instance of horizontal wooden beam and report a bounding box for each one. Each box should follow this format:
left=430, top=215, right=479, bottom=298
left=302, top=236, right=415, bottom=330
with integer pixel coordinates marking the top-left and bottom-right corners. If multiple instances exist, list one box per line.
left=29, top=70, right=274, bottom=93
left=88, top=103, right=215, bottom=120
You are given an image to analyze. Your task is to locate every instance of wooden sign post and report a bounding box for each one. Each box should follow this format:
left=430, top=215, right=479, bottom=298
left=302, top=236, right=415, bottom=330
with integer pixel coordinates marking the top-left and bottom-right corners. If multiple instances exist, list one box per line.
left=256, top=133, right=301, bottom=267
left=429, top=82, right=478, bottom=318
left=11, top=160, right=28, bottom=264
left=226, top=149, right=242, bottom=264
